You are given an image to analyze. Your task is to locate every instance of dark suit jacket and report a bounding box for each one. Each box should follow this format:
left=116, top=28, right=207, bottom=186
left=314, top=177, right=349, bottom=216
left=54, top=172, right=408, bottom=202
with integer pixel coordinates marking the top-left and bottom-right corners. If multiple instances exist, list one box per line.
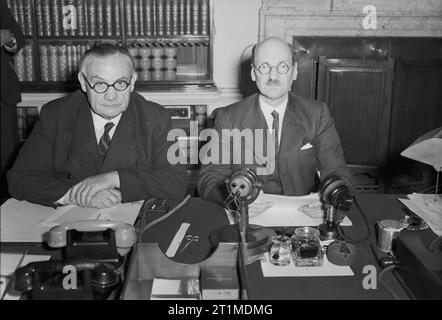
left=8, top=90, right=188, bottom=206
left=197, top=93, right=354, bottom=205
left=1, top=1, right=25, bottom=106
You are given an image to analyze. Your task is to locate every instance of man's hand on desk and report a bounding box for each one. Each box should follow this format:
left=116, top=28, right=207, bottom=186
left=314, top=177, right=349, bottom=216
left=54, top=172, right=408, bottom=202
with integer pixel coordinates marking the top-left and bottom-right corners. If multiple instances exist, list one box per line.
left=86, top=189, right=122, bottom=208
left=67, top=171, right=120, bottom=207
left=299, top=200, right=325, bottom=219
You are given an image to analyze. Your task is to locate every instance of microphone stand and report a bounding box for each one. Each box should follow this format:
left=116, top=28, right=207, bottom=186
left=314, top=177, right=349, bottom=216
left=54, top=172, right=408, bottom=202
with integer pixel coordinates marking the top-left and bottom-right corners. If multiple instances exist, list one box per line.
left=318, top=204, right=339, bottom=241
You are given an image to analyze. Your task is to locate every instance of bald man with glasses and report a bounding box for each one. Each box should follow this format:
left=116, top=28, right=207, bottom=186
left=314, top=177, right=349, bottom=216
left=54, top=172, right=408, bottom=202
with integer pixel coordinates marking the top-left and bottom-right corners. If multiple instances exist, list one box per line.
left=198, top=37, right=354, bottom=216
left=8, top=44, right=188, bottom=208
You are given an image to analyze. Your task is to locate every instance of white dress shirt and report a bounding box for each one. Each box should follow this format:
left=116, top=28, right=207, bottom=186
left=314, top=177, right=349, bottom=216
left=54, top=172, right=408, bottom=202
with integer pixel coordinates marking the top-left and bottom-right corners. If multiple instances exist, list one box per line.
left=259, top=95, right=288, bottom=144
left=91, top=111, right=122, bottom=143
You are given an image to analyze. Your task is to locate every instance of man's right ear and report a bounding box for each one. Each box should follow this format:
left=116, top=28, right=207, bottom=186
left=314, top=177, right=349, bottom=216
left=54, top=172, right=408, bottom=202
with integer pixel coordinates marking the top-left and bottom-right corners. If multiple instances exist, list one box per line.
left=250, top=65, right=256, bottom=82
left=78, top=72, right=87, bottom=92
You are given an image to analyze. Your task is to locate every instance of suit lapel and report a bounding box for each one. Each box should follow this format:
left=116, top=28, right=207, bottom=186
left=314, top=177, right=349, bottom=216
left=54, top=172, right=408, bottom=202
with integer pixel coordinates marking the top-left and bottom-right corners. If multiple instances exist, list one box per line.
left=100, top=101, right=138, bottom=173
left=279, top=94, right=308, bottom=162
left=67, top=95, right=102, bottom=177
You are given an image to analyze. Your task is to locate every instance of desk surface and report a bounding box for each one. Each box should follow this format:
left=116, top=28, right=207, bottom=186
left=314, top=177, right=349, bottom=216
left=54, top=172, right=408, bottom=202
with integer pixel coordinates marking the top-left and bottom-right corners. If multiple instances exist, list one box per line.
left=1, top=194, right=418, bottom=300
left=139, top=193, right=413, bottom=300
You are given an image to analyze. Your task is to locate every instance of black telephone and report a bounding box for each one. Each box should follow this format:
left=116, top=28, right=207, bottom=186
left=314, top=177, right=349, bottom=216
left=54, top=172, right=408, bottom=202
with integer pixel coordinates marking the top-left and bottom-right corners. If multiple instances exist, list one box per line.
left=14, top=260, right=121, bottom=300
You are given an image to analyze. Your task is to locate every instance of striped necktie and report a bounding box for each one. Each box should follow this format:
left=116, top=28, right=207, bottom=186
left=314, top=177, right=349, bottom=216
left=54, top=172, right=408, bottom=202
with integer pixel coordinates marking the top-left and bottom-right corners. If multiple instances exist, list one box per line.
left=271, top=110, right=280, bottom=155
left=97, top=122, right=114, bottom=159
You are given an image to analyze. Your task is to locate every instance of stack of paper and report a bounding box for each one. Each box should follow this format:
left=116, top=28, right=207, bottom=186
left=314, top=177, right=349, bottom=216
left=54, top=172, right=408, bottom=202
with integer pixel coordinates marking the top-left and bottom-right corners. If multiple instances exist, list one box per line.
left=0, top=199, right=143, bottom=242
left=399, top=193, right=442, bottom=236
left=226, top=193, right=351, bottom=227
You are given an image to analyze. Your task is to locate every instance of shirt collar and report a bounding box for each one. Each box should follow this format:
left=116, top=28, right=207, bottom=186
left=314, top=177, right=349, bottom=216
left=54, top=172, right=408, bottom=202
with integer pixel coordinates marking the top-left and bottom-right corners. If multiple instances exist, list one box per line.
left=91, top=111, right=122, bottom=129
left=259, top=95, right=288, bottom=119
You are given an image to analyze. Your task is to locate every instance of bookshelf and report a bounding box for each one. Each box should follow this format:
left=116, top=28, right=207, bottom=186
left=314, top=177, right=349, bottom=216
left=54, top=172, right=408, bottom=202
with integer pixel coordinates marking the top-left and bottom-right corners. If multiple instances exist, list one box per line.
left=8, top=0, right=214, bottom=92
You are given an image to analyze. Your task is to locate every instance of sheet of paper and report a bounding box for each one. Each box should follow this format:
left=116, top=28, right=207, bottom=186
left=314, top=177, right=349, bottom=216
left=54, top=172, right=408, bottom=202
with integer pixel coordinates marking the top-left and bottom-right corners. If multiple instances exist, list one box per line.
left=0, top=253, right=51, bottom=300
left=1, top=198, right=143, bottom=242
left=260, top=252, right=354, bottom=277
left=151, top=279, right=181, bottom=295
left=246, top=193, right=351, bottom=227
left=399, top=193, right=442, bottom=236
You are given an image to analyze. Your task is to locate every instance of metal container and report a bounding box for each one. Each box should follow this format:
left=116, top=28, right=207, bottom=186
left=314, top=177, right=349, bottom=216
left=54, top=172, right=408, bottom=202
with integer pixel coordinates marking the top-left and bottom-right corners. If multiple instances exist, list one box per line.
left=377, top=219, right=407, bottom=253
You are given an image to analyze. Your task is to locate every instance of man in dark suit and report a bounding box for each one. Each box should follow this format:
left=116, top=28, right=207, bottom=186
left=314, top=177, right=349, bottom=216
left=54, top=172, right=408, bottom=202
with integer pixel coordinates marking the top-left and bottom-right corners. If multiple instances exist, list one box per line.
left=8, top=44, right=188, bottom=208
left=198, top=37, right=354, bottom=216
left=1, top=1, right=25, bottom=199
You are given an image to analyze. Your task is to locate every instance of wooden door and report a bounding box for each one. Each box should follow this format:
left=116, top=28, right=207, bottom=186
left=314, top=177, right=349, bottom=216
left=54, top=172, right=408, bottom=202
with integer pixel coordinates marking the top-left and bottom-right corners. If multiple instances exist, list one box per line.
left=315, top=57, right=395, bottom=192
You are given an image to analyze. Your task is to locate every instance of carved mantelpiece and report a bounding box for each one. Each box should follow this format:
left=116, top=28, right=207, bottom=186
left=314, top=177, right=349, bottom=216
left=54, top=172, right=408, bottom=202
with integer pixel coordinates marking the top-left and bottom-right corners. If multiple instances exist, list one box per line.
left=259, top=0, right=442, bottom=41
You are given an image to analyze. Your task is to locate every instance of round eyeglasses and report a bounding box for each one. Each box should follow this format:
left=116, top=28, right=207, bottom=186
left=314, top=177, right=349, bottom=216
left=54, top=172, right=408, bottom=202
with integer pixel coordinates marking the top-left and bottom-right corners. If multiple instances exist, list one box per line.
left=253, top=62, right=292, bottom=75
left=81, top=72, right=132, bottom=94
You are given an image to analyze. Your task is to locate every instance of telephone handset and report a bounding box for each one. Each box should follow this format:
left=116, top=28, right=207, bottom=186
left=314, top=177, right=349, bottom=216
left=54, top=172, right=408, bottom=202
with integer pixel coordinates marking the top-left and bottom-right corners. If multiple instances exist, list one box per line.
left=14, top=260, right=119, bottom=300
left=48, top=220, right=137, bottom=256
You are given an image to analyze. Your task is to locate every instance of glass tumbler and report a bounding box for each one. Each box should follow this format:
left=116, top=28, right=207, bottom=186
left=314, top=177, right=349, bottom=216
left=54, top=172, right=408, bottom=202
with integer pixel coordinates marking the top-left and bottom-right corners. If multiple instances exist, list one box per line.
left=269, top=235, right=292, bottom=266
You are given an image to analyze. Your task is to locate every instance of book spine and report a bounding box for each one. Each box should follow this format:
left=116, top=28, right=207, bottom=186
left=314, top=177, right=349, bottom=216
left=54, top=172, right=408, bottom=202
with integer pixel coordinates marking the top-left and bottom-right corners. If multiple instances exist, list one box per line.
left=132, top=0, right=139, bottom=36
left=76, top=0, right=85, bottom=36
left=144, top=0, right=152, bottom=36
left=192, top=0, right=199, bottom=35
left=50, top=0, right=61, bottom=36
left=172, top=0, right=178, bottom=36
left=113, top=0, right=120, bottom=36
left=24, top=44, right=35, bottom=81
left=35, top=0, right=44, bottom=36
left=165, top=0, right=171, bottom=36
left=23, top=0, right=33, bottom=36
left=48, top=45, right=58, bottom=81
left=151, top=0, right=156, bottom=36
left=39, top=45, right=49, bottom=81
left=156, top=0, right=164, bottom=36
left=13, top=48, right=25, bottom=82
left=185, top=0, right=191, bottom=35
left=138, top=0, right=144, bottom=36
left=103, top=0, right=112, bottom=37
left=72, top=45, right=79, bottom=78
left=17, top=107, right=25, bottom=141
left=59, top=45, right=68, bottom=81
left=88, top=0, right=96, bottom=36
left=64, top=0, right=75, bottom=36
left=179, top=0, right=184, bottom=35
left=67, top=45, right=73, bottom=81
left=97, top=0, right=104, bottom=36
left=125, top=0, right=133, bottom=36
left=201, top=0, right=208, bottom=36
left=42, top=0, right=51, bottom=36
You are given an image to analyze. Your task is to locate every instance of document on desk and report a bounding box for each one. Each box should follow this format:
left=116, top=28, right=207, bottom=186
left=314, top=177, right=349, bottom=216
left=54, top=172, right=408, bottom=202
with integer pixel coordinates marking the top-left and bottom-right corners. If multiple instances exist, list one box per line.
left=399, top=193, right=442, bottom=236
left=260, top=253, right=354, bottom=277
left=246, top=193, right=352, bottom=227
left=0, top=198, right=143, bottom=242
left=0, top=253, right=51, bottom=300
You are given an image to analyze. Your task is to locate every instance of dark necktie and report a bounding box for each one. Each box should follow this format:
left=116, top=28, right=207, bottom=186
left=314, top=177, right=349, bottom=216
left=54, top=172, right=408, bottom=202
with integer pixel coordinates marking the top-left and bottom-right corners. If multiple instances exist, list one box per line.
left=271, top=110, right=280, bottom=155
left=97, top=122, right=114, bottom=159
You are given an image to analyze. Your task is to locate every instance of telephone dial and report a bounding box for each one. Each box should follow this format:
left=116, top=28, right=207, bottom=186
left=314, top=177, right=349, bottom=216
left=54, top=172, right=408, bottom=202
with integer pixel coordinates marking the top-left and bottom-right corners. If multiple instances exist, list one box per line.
left=14, top=220, right=137, bottom=300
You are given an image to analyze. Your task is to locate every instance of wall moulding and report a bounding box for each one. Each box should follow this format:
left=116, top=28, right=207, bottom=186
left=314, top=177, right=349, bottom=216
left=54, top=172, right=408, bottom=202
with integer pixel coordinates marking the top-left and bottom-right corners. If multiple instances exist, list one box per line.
left=259, top=0, right=442, bottom=40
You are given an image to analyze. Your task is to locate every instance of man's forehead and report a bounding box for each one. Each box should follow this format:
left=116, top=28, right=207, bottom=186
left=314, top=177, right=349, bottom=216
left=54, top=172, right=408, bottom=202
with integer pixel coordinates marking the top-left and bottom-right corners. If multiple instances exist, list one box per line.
left=255, top=40, right=292, bottom=63
left=84, top=54, right=133, bottom=78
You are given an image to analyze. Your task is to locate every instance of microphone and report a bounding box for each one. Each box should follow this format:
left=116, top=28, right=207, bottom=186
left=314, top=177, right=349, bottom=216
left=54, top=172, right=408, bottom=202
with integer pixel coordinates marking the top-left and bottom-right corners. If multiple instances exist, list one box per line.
left=210, top=167, right=274, bottom=266
left=318, top=174, right=354, bottom=241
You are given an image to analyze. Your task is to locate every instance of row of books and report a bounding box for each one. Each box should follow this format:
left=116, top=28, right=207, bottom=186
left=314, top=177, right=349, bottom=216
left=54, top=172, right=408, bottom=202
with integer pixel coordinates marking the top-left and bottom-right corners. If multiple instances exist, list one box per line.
left=13, top=44, right=35, bottom=82
left=6, top=0, right=33, bottom=36
left=17, top=107, right=39, bottom=141
left=124, top=0, right=210, bottom=37
left=13, top=43, right=204, bottom=82
left=35, top=0, right=121, bottom=37
left=6, top=0, right=209, bottom=38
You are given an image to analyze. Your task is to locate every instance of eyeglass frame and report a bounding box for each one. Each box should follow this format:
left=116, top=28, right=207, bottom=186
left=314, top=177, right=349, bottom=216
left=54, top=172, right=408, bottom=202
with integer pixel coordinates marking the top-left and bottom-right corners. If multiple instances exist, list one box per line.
left=251, top=61, right=293, bottom=75
left=81, top=72, right=133, bottom=94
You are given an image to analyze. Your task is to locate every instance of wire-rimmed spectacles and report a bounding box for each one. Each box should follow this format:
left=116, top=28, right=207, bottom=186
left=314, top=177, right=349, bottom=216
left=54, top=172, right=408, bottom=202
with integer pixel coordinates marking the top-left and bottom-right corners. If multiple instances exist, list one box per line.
left=252, top=62, right=292, bottom=75
left=81, top=72, right=132, bottom=94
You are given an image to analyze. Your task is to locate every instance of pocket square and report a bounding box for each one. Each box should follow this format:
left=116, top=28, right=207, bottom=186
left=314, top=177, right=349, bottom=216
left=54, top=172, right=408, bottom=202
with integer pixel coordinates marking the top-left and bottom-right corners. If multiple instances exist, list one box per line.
left=300, top=143, right=313, bottom=150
